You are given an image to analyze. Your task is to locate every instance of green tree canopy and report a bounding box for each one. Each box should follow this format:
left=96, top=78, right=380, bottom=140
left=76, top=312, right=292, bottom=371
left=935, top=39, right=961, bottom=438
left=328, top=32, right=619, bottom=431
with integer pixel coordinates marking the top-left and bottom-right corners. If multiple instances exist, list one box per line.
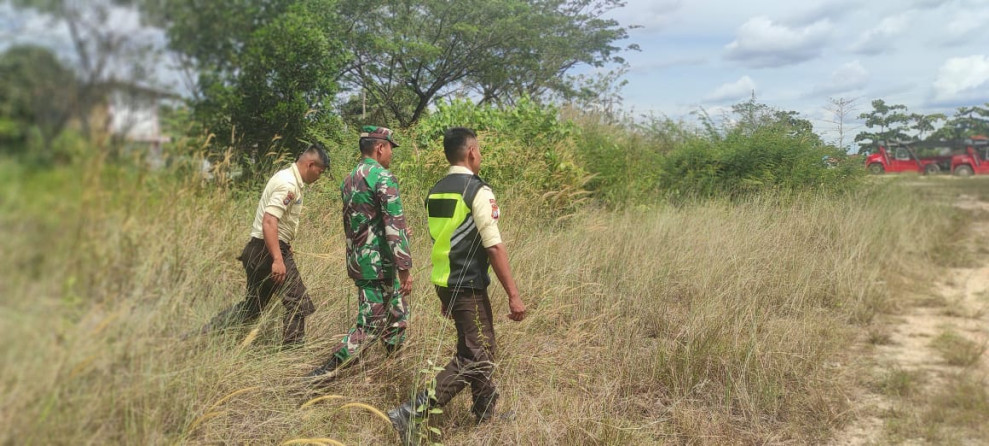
left=0, top=45, right=78, bottom=156
left=854, top=99, right=911, bottom=152
left=929, top=105, right=989, bottom=141
left=698, top=95, right=821, bottom=146
left=338, top=0, right=634, bottom=127
left=909, top=112, right=946, bottom=140
left=153, top=0, right=348, bottom=166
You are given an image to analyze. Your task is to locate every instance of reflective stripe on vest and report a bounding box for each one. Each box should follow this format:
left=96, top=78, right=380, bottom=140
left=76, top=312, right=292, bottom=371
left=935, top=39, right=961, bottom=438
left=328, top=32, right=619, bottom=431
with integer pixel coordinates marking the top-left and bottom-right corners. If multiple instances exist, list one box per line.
left=427, top=192, right=471, bottom=287
left=426, top=174, right=490, bottom=289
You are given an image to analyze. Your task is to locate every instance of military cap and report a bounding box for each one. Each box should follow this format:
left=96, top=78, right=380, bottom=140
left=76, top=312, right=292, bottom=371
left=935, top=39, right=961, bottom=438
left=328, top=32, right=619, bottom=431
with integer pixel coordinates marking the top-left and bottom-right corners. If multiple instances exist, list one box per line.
left=359, top=125, right=399, bottom=147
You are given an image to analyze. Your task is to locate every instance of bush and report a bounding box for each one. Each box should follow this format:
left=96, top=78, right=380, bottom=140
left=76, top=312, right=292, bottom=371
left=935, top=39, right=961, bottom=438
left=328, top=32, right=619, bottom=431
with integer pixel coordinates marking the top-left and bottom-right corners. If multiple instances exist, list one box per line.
left=567, top=111, right=683, bottom=207
left=394, top=98, right=591, bottom=218
left=657, top=124, right=860, bottom=202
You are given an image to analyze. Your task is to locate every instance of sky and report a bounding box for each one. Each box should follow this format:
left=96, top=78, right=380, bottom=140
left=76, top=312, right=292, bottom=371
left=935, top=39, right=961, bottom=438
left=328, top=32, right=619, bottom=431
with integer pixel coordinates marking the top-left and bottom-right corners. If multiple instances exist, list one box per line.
left=2, top=0, right=989, bottom=144
left=606, top=0, right=989, bottom=142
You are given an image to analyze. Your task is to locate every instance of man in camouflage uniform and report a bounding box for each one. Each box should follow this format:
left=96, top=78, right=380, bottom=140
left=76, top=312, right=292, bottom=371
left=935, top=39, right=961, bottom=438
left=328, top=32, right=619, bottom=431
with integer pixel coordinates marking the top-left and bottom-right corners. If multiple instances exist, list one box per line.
left=308, top=126, right=413, bottom=378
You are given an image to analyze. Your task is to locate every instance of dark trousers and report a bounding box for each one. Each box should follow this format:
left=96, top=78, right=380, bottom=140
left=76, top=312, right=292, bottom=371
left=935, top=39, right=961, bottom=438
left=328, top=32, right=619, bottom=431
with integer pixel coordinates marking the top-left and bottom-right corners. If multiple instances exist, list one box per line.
left=433, top=286, right=497, bottom=412
left=209, top=237, right=315, bottom=344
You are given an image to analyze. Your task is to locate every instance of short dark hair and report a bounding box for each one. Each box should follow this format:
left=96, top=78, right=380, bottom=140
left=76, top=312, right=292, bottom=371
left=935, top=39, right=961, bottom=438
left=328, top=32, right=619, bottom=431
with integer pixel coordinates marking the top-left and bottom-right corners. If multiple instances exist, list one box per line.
left=443, top=127, right=476, bottom=164
left=299, top=143, right=329, bottom=167
left=359, top=137, right=386, bottom=155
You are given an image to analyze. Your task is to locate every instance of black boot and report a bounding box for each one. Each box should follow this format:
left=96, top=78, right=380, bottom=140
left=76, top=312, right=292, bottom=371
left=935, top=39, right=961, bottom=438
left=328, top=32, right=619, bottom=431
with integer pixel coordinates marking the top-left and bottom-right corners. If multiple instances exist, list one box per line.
left=387, top=391, right=432, bottom=446
left=384, top=342, right=403, bottom=356
left=306, top=355, right=345, bottom=379
left=471, top=391, right=499, bottom=424
left=282, top=314, right=306, bottom=346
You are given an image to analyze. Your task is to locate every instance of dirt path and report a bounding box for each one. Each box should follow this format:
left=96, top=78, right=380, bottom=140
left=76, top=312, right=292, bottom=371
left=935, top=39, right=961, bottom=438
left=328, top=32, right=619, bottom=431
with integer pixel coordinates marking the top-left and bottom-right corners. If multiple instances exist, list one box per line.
left=832, top=193, right=989, bottom=445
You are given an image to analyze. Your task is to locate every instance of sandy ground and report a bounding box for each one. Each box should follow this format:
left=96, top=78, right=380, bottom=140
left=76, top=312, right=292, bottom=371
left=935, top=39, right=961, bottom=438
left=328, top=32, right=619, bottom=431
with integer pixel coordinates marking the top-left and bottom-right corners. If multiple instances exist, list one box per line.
left=831, top=193, right=989, bottom=445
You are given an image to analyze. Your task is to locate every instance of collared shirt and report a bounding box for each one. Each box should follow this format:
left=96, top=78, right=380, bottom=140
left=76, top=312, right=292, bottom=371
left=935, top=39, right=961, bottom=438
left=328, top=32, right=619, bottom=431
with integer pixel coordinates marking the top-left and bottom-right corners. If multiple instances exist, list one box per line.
left=341, top=158, right=412, bottom=280
left=446, top=165, right=502, bottom=248
left=250, top=163, right=305, bottom=243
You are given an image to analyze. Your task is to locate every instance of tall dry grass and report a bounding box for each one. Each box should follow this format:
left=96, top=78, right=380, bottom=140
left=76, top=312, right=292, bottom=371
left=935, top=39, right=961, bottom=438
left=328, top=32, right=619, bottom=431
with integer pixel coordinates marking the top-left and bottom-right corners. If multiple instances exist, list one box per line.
left=0, top=160, right=958, bottom=445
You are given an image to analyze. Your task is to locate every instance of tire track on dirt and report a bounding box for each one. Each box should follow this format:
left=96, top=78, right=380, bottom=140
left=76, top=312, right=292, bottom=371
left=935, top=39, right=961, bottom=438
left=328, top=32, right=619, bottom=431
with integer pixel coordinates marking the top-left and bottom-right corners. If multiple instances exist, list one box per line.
left=832, top=193, right=989, bottom=445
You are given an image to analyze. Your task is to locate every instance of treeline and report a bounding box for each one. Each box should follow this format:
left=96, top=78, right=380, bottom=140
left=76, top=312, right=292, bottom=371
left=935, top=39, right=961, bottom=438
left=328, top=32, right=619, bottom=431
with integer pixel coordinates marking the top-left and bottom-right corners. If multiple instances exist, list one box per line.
left=19, top=0, right=989, bottom=208
left=2, top=0, right=632, bottom=165
left=1, top=0, right=857, bottom=208
left=853, top=99, right=989, bottom=152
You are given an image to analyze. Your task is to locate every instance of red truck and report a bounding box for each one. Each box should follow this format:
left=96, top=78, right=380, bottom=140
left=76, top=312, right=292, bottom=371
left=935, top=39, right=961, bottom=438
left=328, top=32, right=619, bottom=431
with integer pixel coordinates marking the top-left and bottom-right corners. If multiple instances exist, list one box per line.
left=865, top=141, right=945, bottom=174
left=949, top=136, right=989, bottom=176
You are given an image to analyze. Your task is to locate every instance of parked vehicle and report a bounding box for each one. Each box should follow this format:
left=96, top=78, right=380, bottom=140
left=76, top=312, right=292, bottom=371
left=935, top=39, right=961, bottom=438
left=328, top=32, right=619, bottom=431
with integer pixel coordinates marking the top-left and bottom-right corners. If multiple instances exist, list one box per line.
left=864, top=141, right=945, bottom=174
left=949, top=136, right=989, bottom=176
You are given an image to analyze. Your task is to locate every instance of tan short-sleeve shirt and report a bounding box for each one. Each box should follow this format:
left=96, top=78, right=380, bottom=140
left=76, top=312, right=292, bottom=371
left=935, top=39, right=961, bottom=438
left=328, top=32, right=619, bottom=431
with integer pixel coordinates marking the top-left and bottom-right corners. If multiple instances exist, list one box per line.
left=447, top=166, right=502, bottom=248
left=250, top=163, right=305, bottom=243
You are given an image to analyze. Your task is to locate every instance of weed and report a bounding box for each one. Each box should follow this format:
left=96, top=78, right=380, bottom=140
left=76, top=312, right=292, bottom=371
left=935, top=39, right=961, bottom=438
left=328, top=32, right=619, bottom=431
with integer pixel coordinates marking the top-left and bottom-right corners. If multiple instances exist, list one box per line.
left=876, top=367, right=922, bottom=398
left=930, top=330, right=986, bottom=367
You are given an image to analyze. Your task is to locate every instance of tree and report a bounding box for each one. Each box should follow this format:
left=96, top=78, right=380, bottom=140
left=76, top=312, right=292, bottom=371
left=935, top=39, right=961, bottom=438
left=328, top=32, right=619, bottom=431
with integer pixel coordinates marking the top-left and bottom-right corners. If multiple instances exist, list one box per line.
left=730, top=92, right=772, bottom=136
left=696, top=95, right=821, bottom=145
left=152, top=0, right=348, bottom=167
left=854, top=99, right=911, bottom=153
left=0, top=45, right=78, bottom=156
left=823, top=96, right=858, bottom=151
left=929, top=105, right=989, bottom=141
left=470, top=0, right=637, bottom=106
left=338, top=0, right=634, bottom=127
left=563, top=66, right=629, bottom=124
left=909, top=112, right=946, bottom=140
left=9, top=0, right=162, bottom=140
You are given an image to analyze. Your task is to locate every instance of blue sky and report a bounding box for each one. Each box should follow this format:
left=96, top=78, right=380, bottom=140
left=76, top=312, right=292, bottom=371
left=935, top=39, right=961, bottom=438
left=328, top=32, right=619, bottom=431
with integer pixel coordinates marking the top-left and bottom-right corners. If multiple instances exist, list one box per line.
left=607, top=0, right=989, bottom=141
left=3, top=0, right=989, bottom=144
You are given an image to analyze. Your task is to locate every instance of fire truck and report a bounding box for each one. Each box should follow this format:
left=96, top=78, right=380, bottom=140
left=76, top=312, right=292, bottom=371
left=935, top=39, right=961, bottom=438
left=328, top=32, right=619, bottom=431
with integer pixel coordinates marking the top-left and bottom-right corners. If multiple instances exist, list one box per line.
left=948, top=136, right=989, bottom=176
left=864, top=141, right=949, bottom=175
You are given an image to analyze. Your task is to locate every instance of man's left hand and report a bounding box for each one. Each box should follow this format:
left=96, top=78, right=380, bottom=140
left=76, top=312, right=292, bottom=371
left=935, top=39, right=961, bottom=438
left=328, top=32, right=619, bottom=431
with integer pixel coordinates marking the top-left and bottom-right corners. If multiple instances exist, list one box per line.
left=398, top=269, right=413, bottom=296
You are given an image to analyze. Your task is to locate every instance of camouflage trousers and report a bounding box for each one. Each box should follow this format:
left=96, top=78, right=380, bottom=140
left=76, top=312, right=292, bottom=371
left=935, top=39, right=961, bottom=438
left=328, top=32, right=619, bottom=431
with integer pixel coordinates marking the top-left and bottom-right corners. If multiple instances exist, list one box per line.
left=330, top=277, right=408, bottom=363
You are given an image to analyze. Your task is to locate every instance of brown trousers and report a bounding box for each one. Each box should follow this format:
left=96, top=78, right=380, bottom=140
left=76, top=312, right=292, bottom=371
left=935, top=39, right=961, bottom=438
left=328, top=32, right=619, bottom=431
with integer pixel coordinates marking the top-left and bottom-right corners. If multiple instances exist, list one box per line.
left=433, top=286, right=497, bottom=409
left=210, top=237, right=315, bottom=344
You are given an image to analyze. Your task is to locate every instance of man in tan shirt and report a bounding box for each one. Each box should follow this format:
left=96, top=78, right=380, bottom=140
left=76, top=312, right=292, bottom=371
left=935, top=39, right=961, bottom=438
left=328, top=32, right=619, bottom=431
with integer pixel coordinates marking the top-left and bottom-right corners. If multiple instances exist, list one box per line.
left=199, top=144, right=328, bottom=345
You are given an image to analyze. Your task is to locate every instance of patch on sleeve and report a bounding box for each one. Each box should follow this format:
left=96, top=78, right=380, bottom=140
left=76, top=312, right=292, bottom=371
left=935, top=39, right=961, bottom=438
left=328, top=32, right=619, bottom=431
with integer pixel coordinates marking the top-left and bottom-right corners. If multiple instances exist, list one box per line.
left=283, top=192, right=295, bottom=206
left=490, top=198, right=500, bottom=220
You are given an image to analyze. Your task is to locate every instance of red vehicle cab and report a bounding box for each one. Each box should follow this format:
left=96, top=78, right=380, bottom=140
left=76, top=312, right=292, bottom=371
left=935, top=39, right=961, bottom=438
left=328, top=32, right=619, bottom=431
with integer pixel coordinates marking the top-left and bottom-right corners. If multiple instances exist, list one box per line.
left=949, top=136, right=989, bottom=176
left=865, top=142, right=942, bottom=174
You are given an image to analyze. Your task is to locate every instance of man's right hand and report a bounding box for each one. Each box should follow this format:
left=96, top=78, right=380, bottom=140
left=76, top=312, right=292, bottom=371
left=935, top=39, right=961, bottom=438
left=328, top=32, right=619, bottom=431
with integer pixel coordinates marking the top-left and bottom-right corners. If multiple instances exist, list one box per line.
left=398, top=269, right=413, bottom=296
left=271, top=259, right=287, bottom=285
left=507, top=295, right=526, bottom=321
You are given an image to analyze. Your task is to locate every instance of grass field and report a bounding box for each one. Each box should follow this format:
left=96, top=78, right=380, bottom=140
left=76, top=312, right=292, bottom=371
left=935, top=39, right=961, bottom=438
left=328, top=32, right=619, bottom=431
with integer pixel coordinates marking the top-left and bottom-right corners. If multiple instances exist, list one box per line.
left=0, top=160, right=968, bottom=445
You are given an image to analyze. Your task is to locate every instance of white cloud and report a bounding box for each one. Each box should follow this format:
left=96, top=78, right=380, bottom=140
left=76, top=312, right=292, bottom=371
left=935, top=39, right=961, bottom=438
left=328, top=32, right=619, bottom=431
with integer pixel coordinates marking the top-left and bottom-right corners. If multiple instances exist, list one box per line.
left=784, top=0, right=856, bottom=26
left=850, top=13, right=910, bottom=55
left=629, top=56, right=707, bottom=73
left=725, top=17, right=832, bottom=68
left=815, top=61, right=869, bottom=94
left=933, top=55, right=989, bottom=102
left=612, top=0, right=682, bottom=32
left=941, top=9, right=989, bottom=44
left=911, top=0, right=950, bottom=9
left=705, top=75, right=757, bottom=102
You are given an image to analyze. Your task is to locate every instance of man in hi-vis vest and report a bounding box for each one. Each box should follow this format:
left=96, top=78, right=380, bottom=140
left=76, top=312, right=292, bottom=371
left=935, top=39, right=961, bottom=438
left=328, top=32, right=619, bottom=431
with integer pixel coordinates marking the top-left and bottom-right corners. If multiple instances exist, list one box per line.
left=387, top=127, right=526, bottom=445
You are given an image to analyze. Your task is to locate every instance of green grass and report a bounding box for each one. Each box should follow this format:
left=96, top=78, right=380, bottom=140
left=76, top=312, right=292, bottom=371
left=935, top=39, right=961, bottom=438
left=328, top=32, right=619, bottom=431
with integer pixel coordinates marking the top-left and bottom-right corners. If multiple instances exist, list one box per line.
left=931, top=330, right=986, bottom=367
left=876, top=367, right=923, bottom=398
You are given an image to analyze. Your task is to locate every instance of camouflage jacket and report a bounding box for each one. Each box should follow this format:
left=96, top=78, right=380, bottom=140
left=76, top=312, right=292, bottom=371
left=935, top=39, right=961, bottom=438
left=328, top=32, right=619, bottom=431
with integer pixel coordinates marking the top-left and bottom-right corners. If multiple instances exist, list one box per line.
left=341, top=158, right=412, bottom=281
